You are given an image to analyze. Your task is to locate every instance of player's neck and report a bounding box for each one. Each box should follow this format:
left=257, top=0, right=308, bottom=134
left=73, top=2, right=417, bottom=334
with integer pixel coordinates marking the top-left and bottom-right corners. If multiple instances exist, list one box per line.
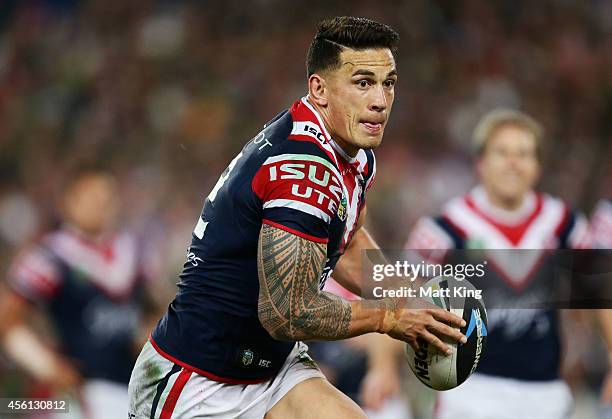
left=331, top=137, right=359, bottom=159
left=63, top=222, right=108, bottom=242
left=483, top=188, right=526, bottom=211
left=306, top=98, right=359, bottom=158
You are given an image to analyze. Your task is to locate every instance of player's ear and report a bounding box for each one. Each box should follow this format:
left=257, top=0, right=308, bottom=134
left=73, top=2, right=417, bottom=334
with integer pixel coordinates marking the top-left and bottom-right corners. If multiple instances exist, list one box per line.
left=308, top=73, right=328, bottom=107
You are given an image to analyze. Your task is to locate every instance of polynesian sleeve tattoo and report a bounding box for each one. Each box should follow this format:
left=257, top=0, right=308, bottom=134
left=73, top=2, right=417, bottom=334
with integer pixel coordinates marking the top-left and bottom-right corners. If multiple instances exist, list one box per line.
left=257, top=224, right=352, bottom=341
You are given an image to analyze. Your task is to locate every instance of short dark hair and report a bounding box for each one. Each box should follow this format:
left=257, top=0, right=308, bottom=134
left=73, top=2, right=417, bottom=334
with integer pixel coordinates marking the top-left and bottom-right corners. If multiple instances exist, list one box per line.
left=306, top=16, right=399, bottom=77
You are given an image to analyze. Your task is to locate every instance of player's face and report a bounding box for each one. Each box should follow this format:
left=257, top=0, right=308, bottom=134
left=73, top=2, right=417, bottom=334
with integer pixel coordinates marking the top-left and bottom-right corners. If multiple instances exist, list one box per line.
left=478, top=125, right=540, bottom=207
left=64, top=174, right=119, bottom=236
left=324, top=48, right=397, bottom=156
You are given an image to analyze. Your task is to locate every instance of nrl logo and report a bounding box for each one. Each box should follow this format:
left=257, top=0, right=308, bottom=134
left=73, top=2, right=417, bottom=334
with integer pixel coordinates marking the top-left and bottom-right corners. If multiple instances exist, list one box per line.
left=241, top=349, right=254, bottom=367
left=337, top=195, right=348, bottom=221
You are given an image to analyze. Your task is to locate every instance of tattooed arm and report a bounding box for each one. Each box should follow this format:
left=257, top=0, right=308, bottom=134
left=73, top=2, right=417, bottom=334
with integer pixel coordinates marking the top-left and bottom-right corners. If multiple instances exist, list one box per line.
left=257, top=224, right=467, bottom=348
left=257, top=223, right=362, bottom=340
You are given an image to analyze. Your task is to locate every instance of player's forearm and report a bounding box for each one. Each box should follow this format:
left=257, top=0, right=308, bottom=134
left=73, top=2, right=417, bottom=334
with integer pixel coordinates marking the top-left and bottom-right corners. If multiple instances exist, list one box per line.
left=261, top=290, right=390, bottom=341
left=287, top=292, right=395, bottom=341
left=0, top=290, right=56, bottom=380
left=3, top=325, right=62, bottom=382
left=257, top=224, right=390, bottom=341
left=0, top=290, right=80, bottom=387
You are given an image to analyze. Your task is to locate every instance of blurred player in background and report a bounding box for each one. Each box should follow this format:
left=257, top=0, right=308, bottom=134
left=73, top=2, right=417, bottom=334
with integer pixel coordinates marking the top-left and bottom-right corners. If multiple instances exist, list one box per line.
left=403, top=109, right=611, bottom=419
left=128, top=16, right=466, bottom=419
left=0, top=167, right=165, bottom=419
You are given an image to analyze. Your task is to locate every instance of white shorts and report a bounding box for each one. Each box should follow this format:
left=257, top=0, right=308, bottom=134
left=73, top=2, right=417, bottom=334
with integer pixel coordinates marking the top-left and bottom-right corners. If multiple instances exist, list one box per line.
left=435, top=373, right=573, bottom=419
left=128, top=340, right=324, bottom=419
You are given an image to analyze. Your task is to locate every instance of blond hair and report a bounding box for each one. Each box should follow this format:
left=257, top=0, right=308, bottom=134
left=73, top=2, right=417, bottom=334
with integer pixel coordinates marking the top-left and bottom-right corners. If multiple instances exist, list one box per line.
left=473, top=108, right=544, bottom=158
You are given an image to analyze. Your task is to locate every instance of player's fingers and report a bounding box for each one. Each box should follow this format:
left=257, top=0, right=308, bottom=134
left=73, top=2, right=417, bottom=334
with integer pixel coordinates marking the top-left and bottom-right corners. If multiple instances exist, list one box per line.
left=427, top=320, right=467, bottom=344
left=429, top=309, right=466, bottom=328
left=406, top=337, right=419, bottom=353
left=421, top=330, right=452, bottom=356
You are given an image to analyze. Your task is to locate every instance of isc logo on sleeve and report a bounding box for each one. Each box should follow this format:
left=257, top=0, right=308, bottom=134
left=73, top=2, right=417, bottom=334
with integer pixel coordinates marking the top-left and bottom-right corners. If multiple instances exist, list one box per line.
left=291, top=121, right=326, bottom=144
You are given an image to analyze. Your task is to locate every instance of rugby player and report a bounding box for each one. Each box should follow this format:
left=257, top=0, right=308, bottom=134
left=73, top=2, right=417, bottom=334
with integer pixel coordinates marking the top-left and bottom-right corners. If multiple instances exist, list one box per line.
left=128, top=16, right=466, bottom=419
left=0, top=168, right=157, bottom=419
left=404, top=109, right=605, bottom=418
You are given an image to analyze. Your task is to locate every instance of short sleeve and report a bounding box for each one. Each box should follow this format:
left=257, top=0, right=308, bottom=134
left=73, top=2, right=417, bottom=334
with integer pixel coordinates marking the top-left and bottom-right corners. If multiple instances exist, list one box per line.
left=7, top=246, right=62, bottom=304
left=252, top=152, right=343, bottom=244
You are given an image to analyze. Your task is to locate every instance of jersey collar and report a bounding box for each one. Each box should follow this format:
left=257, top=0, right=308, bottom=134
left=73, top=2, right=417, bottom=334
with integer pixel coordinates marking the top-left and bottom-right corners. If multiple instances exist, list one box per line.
left=470, top=185, right=537, bottom=225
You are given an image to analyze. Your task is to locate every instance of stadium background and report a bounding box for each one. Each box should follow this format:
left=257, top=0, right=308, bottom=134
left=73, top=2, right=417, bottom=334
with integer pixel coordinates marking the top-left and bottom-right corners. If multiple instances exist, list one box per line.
left=0, top=0, right=610, bottom=418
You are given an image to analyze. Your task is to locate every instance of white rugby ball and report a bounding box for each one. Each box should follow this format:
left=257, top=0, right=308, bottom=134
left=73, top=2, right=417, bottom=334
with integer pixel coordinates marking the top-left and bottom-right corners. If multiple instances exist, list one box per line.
left=405, top=276, right=487, bottom=391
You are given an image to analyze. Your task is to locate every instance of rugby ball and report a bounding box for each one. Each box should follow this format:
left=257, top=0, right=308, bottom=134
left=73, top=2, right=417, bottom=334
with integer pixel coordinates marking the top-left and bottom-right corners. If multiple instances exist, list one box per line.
left=405, top=276, right=487, bottom=391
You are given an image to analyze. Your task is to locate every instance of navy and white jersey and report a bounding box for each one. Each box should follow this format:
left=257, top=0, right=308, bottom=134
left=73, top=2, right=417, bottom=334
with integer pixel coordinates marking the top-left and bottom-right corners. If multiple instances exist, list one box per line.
left=591, top=199, right=612, bottom=248
left=8, top=226, right=146, bottom=384
left=406, top=186, right=590, bottom=381
left=151, top=97, right=375, bottom=383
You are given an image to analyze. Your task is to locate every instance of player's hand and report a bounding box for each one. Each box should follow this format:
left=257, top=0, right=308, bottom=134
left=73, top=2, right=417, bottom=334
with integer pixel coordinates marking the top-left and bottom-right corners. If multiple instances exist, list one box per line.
left=601, top=370, right=612, bottom=404
left=359, top=359, right=400, bottom=411
left=384, top=307, right=467, bottom=355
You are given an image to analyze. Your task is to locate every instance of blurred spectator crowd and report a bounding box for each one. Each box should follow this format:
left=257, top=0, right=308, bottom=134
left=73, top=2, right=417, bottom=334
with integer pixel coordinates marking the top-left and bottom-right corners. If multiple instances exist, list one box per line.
left=0, top=0, right=610, bottom=416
